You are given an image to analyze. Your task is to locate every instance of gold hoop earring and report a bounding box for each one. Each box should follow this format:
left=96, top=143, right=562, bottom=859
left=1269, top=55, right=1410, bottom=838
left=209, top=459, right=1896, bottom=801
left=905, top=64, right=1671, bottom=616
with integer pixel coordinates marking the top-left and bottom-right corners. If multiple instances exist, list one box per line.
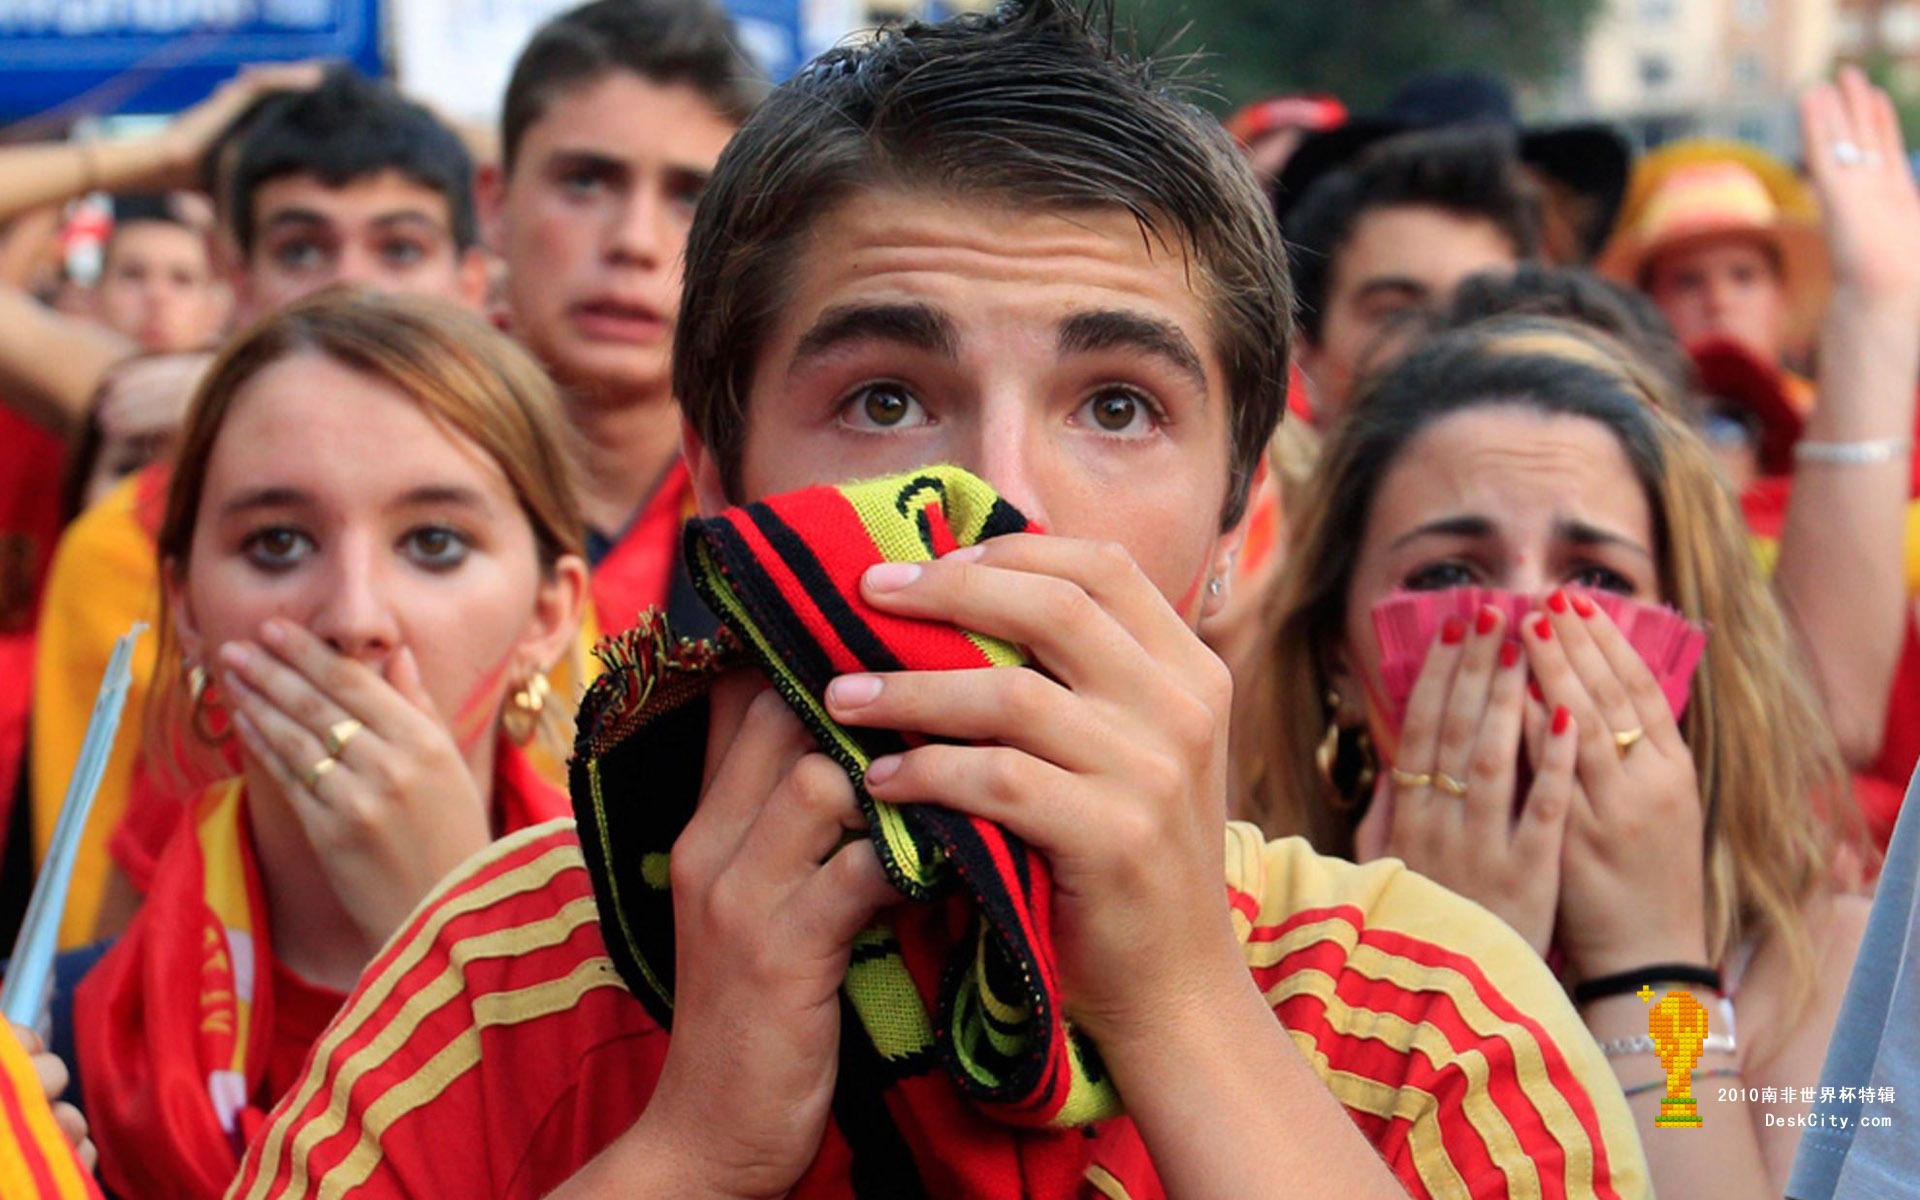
left=1316, top=690, right=1376, bottom=808
left=186, top=662, right=232, bottom=744
left=501, top=672, right=552, bottom=746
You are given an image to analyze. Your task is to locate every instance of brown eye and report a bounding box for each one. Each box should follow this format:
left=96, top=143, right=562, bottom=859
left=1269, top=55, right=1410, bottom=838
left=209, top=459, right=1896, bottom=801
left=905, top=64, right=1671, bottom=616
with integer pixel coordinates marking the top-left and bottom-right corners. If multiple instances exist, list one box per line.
left=1092, top=393, right=1137, bottom=430
left=843, top=383, right=926, bottom=430
left=865, top=387, right=909, bottom=426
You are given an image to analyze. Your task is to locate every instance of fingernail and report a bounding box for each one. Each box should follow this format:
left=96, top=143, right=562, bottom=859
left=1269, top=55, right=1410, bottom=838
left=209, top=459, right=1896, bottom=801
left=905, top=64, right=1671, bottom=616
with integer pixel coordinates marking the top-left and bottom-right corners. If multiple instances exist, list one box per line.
left=1552, top=704, right=1572, bottom=736
left=1533, top=616, right=1553, bottom=640
left=1547, top=590, right=1569, bottom=615
left=217, top=642, right=252, bottom=669
left=828, top=674, right=883, bottom=708
left=260, top=619, right=289, bottom=646
left=864, top=562, right=922, bottom=592
left=1571, top=592, right=1596, bottom=619
left=864, top=755, right=901, bottom=785
left=1475, top=606, right=1499, bottom=636
left=1499, top=641, right=1521, bottom=670
left=943, top=545, right=985, bottom=563
left=1528, top=679, right=1544, bottom=702
left=1440, top=616, right=1467, bottom=645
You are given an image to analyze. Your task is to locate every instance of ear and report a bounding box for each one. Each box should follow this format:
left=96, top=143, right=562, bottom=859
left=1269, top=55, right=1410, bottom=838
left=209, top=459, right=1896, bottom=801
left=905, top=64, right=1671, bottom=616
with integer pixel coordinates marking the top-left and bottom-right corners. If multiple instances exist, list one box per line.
left=455, top=246, right=491, bottom=314
left=518, top=553, right=590, bottom=680
left=1198, top=463, right=1264, bottom=622
left=165, top=559, right=205, bottom=666
left=682, top=416, right=731, bottom=517
left=230, top=254, right=260, bottom=327
left=476, top=162, right=507, bottom=253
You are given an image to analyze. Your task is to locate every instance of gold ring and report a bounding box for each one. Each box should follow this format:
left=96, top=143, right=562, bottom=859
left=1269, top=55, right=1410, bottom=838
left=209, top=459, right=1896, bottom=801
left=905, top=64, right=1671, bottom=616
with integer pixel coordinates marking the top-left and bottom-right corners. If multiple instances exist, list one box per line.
left=1614, top=726, right=1646, bottom=756
left=1434, top=772, right=1469, bottom=797
left=1388, top=767, right=1433, bottom=789
left=304, top=755, right=338, bottom=792
left=324, top=717, right=363, bottom=758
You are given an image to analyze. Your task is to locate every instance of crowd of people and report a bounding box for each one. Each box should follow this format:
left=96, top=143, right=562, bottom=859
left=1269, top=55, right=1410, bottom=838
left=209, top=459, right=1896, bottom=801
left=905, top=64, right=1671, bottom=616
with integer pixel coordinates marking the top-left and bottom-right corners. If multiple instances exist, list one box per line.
left=1, top=0, right=1919, bottom=1196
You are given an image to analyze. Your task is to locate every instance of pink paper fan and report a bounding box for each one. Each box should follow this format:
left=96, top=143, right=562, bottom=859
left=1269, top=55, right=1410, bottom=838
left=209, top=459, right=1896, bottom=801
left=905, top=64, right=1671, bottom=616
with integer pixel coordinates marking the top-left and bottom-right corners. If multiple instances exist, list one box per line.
left=1371, top=587, right=1707, bottom=730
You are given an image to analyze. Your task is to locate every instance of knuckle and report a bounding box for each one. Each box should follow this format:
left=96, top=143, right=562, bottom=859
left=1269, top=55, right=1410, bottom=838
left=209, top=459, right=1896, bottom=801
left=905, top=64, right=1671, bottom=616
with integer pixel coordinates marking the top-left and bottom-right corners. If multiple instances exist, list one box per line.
left=1090, top=539, right=1138, bottom=584
left=787, top=754, right=851, bottom=811
left=1001, top=670, right=1052, bottom=725
left=1036, top=579, right=1091, bottom=629
left=1164, top=691, right=1217, bottom=757
left=1468, top=746, right=1507, bottom=783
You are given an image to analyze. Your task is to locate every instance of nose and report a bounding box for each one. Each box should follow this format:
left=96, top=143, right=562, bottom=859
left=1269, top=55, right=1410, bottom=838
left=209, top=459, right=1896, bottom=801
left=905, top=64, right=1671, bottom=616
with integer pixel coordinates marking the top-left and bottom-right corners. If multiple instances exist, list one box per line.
left=606, top=184, right=664, bottom=268
left=964, top=402, right=1053, bottom=529
left=305, top=534, right=401, bottom=665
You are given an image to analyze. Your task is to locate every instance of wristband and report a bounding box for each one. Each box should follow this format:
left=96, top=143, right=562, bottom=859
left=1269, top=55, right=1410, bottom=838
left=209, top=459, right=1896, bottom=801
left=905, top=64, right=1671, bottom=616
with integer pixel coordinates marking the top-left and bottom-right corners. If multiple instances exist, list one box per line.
left=1572, top=963, right=1722, bottom=1007
left=1793, top=436, right=1913, bottom=465
left=1623, top=1066, right=1740, bottom=1098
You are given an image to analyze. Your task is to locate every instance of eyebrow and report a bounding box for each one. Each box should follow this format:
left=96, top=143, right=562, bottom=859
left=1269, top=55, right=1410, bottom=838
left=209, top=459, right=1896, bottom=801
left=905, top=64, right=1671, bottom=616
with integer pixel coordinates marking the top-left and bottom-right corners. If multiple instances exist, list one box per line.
left=1556, top=517, right=1654, bottom=561
left=1057, top=310, right=1209, bottom=397
left=1351, top=276, right=1430, bottom=304
left=1389, top=514, right=1493, bottom=551
left=218, top=484, right=492, bottom=517
left=260, top=209, right=448, bottom=235
left=790, top=302, right=960, bottom=373
left=546, top=149, right=629, bottom=177
left=1388, top=512, right=1654, bottom=561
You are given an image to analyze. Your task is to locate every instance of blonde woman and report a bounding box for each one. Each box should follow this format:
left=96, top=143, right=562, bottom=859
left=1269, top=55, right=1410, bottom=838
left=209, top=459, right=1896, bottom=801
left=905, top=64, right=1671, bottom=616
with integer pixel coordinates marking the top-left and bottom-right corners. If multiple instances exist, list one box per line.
left=62, top=291, right=587, bottom=1200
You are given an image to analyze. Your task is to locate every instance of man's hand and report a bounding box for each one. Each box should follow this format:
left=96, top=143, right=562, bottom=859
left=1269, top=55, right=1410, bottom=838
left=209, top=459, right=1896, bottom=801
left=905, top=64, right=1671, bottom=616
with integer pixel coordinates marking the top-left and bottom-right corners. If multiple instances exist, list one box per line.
left=826, top=534, right=1248, bottom=1045
left=639, top=686, right=897, bottom=1199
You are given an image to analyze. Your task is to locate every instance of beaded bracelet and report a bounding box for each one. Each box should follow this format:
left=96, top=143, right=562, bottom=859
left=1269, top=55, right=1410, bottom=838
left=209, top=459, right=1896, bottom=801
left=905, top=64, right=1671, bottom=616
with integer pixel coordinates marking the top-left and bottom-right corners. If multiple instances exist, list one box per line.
left=1623, top=1067, right=1741, bottom=1099
left=1794, top=437, right=1914, bottom=465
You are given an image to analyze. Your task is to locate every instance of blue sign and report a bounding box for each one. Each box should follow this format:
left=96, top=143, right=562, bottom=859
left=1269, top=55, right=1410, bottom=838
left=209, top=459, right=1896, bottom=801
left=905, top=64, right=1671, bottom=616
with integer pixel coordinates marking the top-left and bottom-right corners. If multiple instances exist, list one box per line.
left=726, top=0, right=805, bottom=81
left=0, top=0, right=382, bottom=120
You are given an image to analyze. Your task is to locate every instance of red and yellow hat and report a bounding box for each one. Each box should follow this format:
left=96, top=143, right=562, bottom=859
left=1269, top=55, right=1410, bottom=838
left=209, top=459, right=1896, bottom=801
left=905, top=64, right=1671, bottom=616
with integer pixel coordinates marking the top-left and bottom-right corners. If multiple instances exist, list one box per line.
left=1597, top=140, right=1828, bottom=351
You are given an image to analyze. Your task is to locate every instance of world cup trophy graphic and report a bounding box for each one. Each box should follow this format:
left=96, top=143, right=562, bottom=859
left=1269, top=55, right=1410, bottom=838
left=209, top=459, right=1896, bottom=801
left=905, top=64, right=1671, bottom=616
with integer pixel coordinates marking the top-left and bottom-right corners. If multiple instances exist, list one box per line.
left=1644, top=987, right=1709, bottom=1128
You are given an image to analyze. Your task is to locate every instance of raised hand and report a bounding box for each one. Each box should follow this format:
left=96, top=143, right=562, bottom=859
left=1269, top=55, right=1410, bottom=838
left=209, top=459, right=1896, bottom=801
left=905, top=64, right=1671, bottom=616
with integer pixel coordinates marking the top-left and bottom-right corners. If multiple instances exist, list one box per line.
left=217, top=618, right=491, bottom=949
left=151, top=61, right=330, bottom=189
left=1801, top=66, right=1920, bottom=301
left=1355, top=603, right=1576, bottom=955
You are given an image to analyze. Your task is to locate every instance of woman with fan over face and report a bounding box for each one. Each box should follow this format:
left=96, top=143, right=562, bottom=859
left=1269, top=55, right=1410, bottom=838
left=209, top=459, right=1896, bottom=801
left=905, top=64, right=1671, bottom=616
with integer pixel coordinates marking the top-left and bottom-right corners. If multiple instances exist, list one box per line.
left=1239, top=312, right=1870, bottom=1199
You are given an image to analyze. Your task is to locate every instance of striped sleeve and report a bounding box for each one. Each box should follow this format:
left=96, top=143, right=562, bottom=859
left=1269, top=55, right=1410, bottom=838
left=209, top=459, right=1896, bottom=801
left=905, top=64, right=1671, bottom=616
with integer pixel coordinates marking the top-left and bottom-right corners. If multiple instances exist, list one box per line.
left=226, top=819, right=636, bottom=1200
left=0, top=1026, right=101, bottom=1199
left=1224, top=823, right=1653, bottom=1200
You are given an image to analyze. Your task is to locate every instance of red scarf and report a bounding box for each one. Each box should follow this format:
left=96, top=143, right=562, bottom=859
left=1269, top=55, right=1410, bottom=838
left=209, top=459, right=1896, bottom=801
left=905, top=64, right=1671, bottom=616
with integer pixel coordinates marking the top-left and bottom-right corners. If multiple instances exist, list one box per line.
left=75, top=741, right=564, bottom=1200
left=589, top=460, right=693, bottom=636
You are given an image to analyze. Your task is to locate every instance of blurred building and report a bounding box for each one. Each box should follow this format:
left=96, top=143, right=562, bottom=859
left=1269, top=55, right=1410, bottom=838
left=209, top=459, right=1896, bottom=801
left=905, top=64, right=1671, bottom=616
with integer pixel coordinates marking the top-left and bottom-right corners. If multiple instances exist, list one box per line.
left=1558, top=0, right=1836, bottom=153
left=1835, top=0, right=1920, bottom=89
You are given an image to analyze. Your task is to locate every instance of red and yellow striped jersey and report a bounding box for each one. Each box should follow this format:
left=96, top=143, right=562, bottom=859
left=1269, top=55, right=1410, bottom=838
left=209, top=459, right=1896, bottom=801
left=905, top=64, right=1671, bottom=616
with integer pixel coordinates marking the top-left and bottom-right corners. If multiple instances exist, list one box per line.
left=228, top=820, right=1649, bottom=1200
left=0, top=1027, right=102, bottom=1200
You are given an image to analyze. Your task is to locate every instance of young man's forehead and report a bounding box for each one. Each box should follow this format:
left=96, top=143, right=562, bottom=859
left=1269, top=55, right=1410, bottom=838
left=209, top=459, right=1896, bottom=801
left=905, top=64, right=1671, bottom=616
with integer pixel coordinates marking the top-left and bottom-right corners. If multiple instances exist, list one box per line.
left=252, top=171, right=457, bottom=230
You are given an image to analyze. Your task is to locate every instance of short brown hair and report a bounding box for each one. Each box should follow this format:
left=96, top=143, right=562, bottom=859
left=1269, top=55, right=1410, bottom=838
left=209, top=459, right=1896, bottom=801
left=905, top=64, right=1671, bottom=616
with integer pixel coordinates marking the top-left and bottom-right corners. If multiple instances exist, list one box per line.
left=501, top=0, right=765, bottom=175
left=672, top=0, right=1290, bottom=528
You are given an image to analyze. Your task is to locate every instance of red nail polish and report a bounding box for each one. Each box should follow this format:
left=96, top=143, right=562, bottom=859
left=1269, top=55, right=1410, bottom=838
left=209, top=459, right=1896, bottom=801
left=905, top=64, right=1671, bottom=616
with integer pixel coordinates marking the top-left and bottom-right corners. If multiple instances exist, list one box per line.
left=1441, top=616, right=1467, bottom=645
left=1475, top=606, right=1499, bottom=636
left=1552, top=705, right=1572, bottom=736
left=1571, top=592, right=1596, bottom=619
left=1533, top=616, right=1553, bottom=640
left=1499, top=641, right=1521, bottom=669
left=1547, top=590, right=1569, bottom=615
left=1528, top=679, right=1544, bottom=702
